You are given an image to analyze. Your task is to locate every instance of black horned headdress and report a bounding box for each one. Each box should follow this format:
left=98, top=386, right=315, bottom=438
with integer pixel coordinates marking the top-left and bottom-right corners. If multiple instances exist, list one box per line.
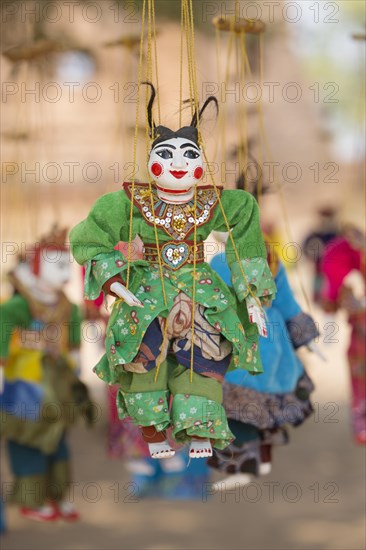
left=143, top=82, right=218, bottom=148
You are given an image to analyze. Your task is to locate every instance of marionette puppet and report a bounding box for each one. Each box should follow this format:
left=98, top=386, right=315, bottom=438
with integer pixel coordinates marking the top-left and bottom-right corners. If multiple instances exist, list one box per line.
left=208, top=240, right=319, bottom=488
left=320, top=225, right=366, bottom=444
left=70, top=85, right=276, bottom=460
left=206, top=170, right=319, bottom=487
left=0, top=227, right=94, bottom=521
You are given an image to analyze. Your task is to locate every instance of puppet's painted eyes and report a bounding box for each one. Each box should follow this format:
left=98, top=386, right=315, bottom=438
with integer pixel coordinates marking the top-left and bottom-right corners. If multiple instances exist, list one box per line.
left=156, top=149, right=173, bottom=159
left=183, top=149, right=200, bottom=159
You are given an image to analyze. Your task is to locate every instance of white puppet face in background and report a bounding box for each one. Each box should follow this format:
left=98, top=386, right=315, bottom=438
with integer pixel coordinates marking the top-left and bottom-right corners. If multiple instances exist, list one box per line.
left=148, top=137, right=204, bottom=191
left=38, top=250, right=71, bottom=290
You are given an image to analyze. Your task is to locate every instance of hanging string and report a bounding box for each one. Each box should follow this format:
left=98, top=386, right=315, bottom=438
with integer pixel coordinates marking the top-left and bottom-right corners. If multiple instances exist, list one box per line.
left=183, top=0, right=195, bottom=119
left=241, top=41, right=312, bottom=312
left=187, top=0, right=212, bottom=380
left=125, top=0, right=147, bottom=291
left=239, top=31, right=249, bottom=190
left=189, top=186, right=198, bottom=383
left=217, top=5, right=242, bottom=183
left=151, top=0, right=161, bottom=124
left=256, top=32, right=264, bottom=206
left=213, top=17, right=311, bottom=313
left=213, top=31, right=260, bottom=388
left=147, top=0, right=169, bottom=381
left=126, top=2, right=269, bottom=385
left=221, top=29, right=235, bottom=177
left=203, top=148, right=263, bottom=307
left=234, top=2, right=248, bottom=189
left=234, top=33, right=243, bottom=182
left=146, top=0, right=153, bottom=134
left=213, top=25, right=235, bottom=178
left=213, top=27, right=223, bottom=168
left=180, top=0, right=201, bottom=381
left=179, top=0, right=185, bottom=127
left=118, top=0, right=169, bottom=381
left=145, top=0, right=167, bottom=310
left=215, top=26, right=222, bottom=101
left=189, top=0, right=202, bottom=125
left=184, top=1, right=263, bottom=309
left=184, top=0, right=264, bottom=386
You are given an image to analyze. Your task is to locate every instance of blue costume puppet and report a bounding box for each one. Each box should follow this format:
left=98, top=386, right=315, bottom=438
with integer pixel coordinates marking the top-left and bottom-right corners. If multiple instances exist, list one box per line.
left=208, top=245, right=318, bottom=487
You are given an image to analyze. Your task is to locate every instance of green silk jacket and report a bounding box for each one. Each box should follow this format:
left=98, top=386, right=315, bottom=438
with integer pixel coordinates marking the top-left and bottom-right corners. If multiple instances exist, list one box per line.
left=70, top=183, right=276, bottom=384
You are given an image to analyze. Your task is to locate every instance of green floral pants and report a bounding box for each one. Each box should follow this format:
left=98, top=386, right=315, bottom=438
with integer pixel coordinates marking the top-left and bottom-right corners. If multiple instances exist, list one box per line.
left=116, top=361, right=234, bottom=450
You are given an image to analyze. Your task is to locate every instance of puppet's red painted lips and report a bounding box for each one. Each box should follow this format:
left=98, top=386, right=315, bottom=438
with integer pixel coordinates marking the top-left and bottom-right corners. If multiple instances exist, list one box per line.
left=170, top=170, right=187, bottom=179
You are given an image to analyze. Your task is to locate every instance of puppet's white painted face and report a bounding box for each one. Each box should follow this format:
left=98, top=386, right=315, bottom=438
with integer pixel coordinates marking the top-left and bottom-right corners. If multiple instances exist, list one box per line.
left=148, top=137, right=204, bottom=191
left=39, top=250, right=71, bottom=290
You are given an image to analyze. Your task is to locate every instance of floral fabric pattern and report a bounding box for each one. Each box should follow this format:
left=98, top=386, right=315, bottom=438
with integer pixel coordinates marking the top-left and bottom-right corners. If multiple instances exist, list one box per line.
left=231, top=257, right=277, bottom=303
left=117, top=388, right=171, bottom=431
left=171, top=394, right=233, bottom=449
left=70, top=186, right=277, bottom=450
left=94, top=264, right=262, bottom=384
left=84, top=251, right=127, bottom=300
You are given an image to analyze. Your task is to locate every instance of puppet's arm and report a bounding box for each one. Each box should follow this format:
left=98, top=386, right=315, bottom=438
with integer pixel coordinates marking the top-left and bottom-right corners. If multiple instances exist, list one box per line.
left=273, top=262, right=319, bottom=348
left=216, top=190, right=276, bottom=334
left=218, top=190, right=276, bottom=303
left=70, top=191, right=143, bottom=307
left=0, top=294, right=32, bottom=365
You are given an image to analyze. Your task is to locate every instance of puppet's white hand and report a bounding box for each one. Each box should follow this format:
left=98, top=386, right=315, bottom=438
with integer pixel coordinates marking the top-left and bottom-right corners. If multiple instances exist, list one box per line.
left=246, top=296, right=267, bottom=337
left=110, top=282, right=144, bottom=308
left=306, top=341, right=326, bottom=362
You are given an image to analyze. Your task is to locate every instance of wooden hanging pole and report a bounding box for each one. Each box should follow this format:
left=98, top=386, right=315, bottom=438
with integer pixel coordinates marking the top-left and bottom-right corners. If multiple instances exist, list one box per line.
left=212, top=16, right=265, bottom=35
left=352, top=33, right=366, bottom=41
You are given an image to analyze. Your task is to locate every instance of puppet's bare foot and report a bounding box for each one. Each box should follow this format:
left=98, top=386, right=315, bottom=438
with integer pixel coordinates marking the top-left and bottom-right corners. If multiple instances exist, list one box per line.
left=148, top=441, right=176, bottom=459
left=259, top=463, right=272, bottom=476
left=189, top=438, right=212, bottom=458
left=141, top=426, right=175, bottom=458
left=212, top=473, right=252, bottom=491
left=259, top=444, right=272, bottom=475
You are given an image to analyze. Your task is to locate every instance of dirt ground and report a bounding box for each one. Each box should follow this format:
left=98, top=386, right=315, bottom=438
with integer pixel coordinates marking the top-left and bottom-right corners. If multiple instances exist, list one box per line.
left=1, top=308, right=365, bottom=550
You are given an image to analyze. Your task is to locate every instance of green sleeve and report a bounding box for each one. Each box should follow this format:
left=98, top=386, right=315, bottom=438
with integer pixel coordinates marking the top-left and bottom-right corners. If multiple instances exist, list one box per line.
left=216, top=190, right=266, bottom=261
left=68, top=304, right=83, bottom=348
left=215, top=190, right=276, bottom=302
left=70, top=190, right=134, bottom=262
left=0, top=294, right=32, bottom=359
left=69, top=190, right=137, bottom=299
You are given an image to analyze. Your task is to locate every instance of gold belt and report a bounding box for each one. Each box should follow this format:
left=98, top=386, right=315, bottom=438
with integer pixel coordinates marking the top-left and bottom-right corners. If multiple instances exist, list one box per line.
left=143, top=241, right=205, bottom=270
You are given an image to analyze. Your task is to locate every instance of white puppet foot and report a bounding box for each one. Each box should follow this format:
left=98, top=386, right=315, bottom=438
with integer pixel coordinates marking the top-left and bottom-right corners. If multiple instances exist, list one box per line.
left=189, top=439, right=213, bottom=458
left=259, top=462, right=272, bottom=476
left=125, top=459, right=155, bottom=476
left=148, top=441, right=175, bottom=459
left=212, top=473, right=252, bottom=491
left=160, top=452, right=186, bottom=473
